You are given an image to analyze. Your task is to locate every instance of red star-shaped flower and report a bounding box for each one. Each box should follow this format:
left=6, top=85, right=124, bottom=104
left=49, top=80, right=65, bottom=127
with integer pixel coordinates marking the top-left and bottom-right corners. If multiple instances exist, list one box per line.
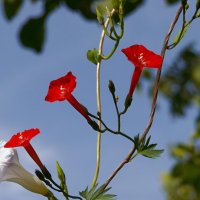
left=4, top=128, right=46, bottom=173
left=4, top=128, right=40, bottom=147
left=45, top=71, right=92, bottom=122
left=122, top=44, right=163, bottom=98
left=45, top=72, right=76, bottom=102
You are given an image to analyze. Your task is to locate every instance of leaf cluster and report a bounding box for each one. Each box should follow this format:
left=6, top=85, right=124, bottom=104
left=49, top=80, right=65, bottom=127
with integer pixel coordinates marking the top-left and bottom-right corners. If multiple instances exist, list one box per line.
left=79, top=184, right=116, bottom=200
left=133, top=135, right=164, bottom=158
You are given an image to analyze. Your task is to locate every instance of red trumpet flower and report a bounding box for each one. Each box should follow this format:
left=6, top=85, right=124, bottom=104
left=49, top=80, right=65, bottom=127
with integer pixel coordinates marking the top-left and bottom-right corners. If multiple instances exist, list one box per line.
left=4, top=128, right=46, bottom=172
left=45, top=71, right=92, bottom=122
left=122, top=44, right=163, bottom=98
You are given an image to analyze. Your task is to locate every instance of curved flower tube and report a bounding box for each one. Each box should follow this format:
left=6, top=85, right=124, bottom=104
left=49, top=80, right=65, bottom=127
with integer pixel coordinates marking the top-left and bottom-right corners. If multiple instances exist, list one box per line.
left=0, top=141, right=51, bottom=196
left=45, top=71, right=92, bottom=122
left=122, top=44, right=163, bottom=98
left=4, top=128, right=47, bottom=175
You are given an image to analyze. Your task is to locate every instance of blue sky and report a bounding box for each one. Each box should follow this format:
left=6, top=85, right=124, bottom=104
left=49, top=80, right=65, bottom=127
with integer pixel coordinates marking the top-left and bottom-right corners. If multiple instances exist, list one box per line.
left=0, top=0, right=200, bottom=200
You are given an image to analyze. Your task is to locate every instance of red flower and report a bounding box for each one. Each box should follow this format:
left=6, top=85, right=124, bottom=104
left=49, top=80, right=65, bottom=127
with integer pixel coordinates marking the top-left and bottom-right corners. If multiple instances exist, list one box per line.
left=4, top=128, right=45, bottom=172
left=45, top=71, right=92, bottom=122
left=122, top=44, right=163, bottom=97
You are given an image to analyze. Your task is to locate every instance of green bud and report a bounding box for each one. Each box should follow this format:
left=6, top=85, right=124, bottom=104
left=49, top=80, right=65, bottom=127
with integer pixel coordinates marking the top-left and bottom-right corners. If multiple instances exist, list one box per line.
left=56, top=161, right=66, bottom=184
left=124, top=95, right=132, bottom=111
left=96, top=7, right=104, bottom=25
left=108, top=80, right=115, bottom=94
left=196, top=0, right=200, bottom=9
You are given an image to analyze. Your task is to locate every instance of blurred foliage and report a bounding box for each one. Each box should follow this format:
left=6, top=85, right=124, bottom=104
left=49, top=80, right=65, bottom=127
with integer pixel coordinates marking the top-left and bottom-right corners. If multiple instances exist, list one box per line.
left=165, top=0, right=180, bottom=5
left=141, top=45, right=200, bottom=200
left=159, top=45, right=200, bottom=200
left=162, top=114, right=200, bottom=200
left=1, top=0, right=145, bottom=52
left=1, top=0, right=182, bottom=52
left=159, top=45, right=200, bottom=116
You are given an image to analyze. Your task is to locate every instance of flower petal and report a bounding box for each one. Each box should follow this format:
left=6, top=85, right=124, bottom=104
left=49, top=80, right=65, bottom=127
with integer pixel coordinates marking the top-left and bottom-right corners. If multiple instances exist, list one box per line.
left=122, top=44, right=163, bottom=69
left=0, top=141, right=50, bottom=196
left=4, top=128, right=40, bottom=148
left=45, top=71, right=76, bottom=102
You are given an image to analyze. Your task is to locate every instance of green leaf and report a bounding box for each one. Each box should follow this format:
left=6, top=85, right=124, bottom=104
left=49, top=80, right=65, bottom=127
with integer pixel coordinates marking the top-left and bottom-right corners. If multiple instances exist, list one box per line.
left=19, top=17, right=45, bottom=52
left=173, top=23, right=190, bottom=45
left=139, top=146, right=164, bottom=158
left=79, top=184, right=116, bottom=200
left=87, top=48, right=99, bottom=65
left=3, top=0, right=23, bottom=20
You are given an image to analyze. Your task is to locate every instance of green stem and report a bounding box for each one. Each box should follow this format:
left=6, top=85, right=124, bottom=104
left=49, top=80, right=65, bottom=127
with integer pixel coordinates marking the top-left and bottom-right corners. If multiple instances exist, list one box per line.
left=111, top=92, right=120, bottom=132
left=101, top=39, right=119, bottom=60
left=118, top=131, right=134, bottom=143
left=109, top=17, right=120, bottom=39
left=102, top=24, right=117, bottom=41
left=92, top=10, right=115, bottom=188
left=167, top=5, right=198, bottom=49
left=87, top=112, right=134, bottom=144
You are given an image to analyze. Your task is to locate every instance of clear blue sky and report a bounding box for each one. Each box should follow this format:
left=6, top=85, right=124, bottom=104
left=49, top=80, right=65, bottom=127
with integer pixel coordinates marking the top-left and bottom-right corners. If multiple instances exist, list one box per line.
left=0, top=1, right=199, bottom=200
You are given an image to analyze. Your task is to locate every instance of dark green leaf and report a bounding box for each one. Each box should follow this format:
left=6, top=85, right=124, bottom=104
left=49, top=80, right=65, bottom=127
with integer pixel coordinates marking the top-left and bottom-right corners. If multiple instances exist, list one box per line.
left=87, top=48, right=99, bottom=65
left=3, top=0, right=23, bottom=20
left=44, top=0, right=60, bottom=15
left=19, top=17, right=45, bottom=52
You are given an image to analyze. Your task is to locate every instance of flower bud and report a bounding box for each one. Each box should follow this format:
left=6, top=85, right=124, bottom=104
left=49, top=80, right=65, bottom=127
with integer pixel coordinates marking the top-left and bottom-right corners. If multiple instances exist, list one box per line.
left=88, top=120, right=100, bottom=131
left=108, top=80, right=115, bottom=94
left=196, top=0, right=200, bottom=9
left=124, top=95, right=132, bottom=111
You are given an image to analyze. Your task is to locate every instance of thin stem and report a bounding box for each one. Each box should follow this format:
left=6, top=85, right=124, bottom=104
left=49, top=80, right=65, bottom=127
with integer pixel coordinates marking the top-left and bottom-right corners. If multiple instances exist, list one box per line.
left=87, top=112, right=134, bottom=143
left=167, top=5, right=199, bottom=49
left=101, top=39, right=119, bottom=60
left=92, top=9, right=116, bottom=188
left=102, top=4, right=183, bottom=190
left=111, top=93, right=121, bottom=132
left=118, top=131, right=135, bottom=143
left=141, top=4, right=183, bottom=140
left=48, top=178, right=82, bottom=200
left=102, top=24, right=117, bottom=41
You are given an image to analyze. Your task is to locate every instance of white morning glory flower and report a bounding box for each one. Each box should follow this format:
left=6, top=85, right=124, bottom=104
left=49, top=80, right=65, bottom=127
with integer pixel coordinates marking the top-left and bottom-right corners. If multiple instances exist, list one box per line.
left=0, top=140, right=51, bottom=196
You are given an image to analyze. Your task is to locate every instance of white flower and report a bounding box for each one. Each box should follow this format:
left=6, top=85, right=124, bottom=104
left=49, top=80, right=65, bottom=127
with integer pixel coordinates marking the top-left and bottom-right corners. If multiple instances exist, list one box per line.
left=0, top=140, right=51, bottom=196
